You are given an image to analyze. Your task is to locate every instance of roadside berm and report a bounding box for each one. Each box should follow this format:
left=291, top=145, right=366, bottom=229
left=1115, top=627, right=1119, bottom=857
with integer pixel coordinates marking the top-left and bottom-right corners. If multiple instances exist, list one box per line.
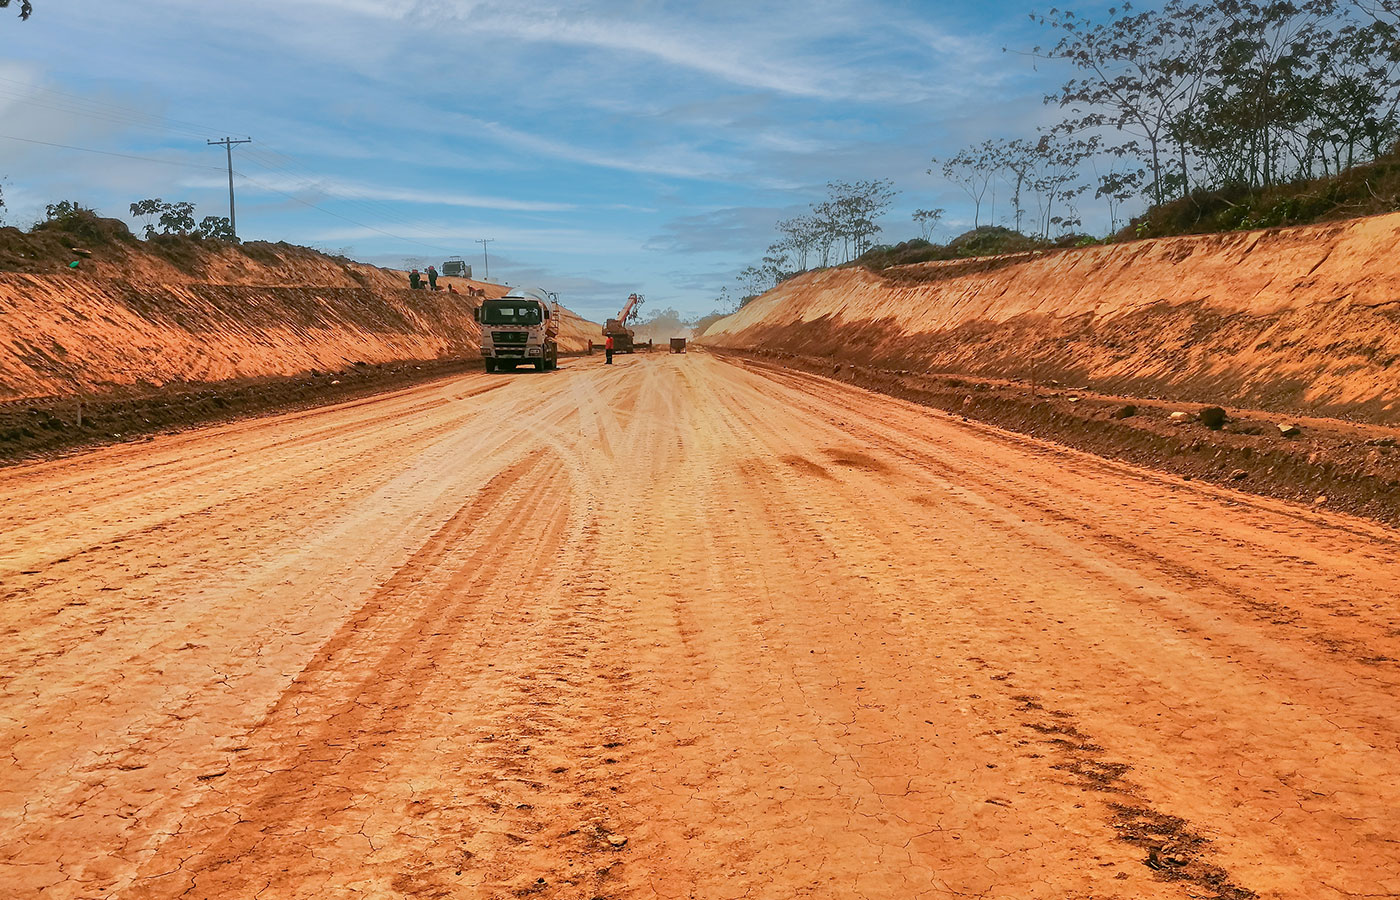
left=0, top=216, right=599, bottom=459
left=700, top=213, right=1400, bottom=522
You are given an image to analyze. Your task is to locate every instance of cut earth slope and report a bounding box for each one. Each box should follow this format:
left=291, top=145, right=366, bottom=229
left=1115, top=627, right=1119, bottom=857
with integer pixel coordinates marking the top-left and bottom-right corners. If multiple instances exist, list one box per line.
left=701, top=212, right=1400, bottom=423
left=0, top=234, right=598, bottom=402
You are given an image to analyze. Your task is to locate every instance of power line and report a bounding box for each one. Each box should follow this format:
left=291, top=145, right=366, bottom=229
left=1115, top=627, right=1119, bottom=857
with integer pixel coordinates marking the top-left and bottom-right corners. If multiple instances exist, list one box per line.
left=0, top=79, right=440, bottom=236
left=232, top=170, right=459, bottom=256
left=0, top=75, right=228, bottom=141
left=235, top=145, right=459, bottom=237
left=0, top=79, right=477, bottom=256
left=0, top=133, right=228, bottom=172
left=0, top=133, right=458, bottom=257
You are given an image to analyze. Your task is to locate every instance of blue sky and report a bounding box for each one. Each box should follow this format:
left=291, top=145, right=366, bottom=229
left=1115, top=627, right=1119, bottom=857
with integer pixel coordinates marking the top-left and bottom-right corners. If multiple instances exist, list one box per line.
left=0, top=1, right=1081, bottom=320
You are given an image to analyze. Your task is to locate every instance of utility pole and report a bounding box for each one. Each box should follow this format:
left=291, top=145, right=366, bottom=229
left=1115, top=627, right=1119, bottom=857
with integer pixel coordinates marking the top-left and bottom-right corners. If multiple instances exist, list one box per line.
left=207, top=137, right=252, bottom=239
left=476, top=238, right=494, bottom=282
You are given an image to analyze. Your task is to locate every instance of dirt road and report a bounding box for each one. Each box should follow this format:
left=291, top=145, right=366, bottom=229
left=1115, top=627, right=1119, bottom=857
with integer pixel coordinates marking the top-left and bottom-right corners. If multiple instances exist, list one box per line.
left=3, top=353, right=1398, bottom=899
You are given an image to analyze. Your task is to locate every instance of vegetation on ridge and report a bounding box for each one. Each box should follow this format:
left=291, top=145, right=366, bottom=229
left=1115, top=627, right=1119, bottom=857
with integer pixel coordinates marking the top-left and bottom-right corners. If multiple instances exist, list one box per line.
left=712, top=0, right=1400, bottom=315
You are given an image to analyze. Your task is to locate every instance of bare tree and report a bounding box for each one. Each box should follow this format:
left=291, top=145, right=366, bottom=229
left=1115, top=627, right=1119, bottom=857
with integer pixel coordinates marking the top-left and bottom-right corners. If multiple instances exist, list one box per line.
left=805, top=180, right=898, bottom=263
left=935, top=140, right=999, bottom=227
left=994, top=138, right=1039, bottom=232
left=1031, top=134, right=1092, bottom=237
left=912, top=208, right=944, bottom=240
left=776, top=215, right=819, bottom=271
left=737, top=265, right=769, bottom=302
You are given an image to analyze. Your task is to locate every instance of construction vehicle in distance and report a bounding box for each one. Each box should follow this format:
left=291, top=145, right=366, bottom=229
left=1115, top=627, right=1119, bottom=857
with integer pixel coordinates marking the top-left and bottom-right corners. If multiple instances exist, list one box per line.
left=602, top=293, right=647, bottom=353
left=670, top=337, right=687, bottom=354
left=441, top=257, right=472, bottom=279
left=475, top=288, right=559, bottom=372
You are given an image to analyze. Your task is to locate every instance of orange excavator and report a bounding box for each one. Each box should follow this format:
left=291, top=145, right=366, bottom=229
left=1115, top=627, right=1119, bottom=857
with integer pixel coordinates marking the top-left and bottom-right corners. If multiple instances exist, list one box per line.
left=602, top=292, right=650, bottom=353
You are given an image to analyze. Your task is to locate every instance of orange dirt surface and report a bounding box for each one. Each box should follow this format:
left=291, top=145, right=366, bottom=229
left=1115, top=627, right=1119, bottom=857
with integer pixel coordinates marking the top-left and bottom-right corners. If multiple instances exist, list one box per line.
left=700, top=212, right=1400, bottom=423
left=0, top=241, right=598, bottom=401
left=3, top=352, right=1398, bottom=899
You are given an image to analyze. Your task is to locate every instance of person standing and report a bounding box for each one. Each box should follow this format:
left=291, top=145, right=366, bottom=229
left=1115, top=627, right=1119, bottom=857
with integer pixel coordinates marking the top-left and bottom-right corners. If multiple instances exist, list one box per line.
left=604, top=334, right=614, bottom=365
left=409, top=268, right=421, bottom=290
left=427, top=265, right=439, bottom=291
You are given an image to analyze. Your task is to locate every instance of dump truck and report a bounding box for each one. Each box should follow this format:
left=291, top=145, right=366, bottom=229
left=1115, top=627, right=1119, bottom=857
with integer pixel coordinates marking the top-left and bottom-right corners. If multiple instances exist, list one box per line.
left=475, top=288, right=559, bottom=372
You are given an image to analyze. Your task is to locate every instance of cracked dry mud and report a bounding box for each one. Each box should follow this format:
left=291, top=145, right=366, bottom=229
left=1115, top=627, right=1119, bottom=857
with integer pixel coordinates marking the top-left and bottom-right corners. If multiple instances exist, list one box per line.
left=2, top=352, right=1398, bottom=899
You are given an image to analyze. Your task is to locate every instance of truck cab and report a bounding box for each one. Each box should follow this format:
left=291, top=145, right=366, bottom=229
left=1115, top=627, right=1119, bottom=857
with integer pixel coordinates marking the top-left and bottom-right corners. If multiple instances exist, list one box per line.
left=475, top=290, right=560, bottom=372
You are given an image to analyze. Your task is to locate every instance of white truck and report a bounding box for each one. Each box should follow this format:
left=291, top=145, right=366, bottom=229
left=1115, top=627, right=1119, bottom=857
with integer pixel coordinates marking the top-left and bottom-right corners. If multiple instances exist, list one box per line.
left=475, top=288, right=560, bottom=372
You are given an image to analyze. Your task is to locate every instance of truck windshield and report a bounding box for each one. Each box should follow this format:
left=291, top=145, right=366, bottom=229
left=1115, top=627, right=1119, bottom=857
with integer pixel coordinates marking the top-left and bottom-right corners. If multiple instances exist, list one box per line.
left=481, top=302, right=542, bottom=325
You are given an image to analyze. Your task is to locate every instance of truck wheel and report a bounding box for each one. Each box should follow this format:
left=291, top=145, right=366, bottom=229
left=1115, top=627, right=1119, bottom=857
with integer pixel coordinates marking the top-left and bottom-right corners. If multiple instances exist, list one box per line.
left=484, top=360, right=495, bottom=373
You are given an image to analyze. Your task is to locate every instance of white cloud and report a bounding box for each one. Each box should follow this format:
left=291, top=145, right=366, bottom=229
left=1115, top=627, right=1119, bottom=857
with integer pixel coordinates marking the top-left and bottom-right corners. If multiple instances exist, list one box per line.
left=307, top=222, right=640, bottom=257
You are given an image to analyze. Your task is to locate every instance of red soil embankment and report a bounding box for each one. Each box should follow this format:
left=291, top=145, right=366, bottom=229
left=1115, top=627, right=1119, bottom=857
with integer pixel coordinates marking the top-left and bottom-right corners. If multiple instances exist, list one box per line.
left=0, top=238, right=597, bottom=401
left=701, top=213, right=1400, bottom=423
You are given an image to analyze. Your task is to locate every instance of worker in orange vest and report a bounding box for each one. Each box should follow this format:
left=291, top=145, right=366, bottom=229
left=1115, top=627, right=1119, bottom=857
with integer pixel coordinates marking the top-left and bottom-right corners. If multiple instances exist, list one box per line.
left=604, top=334, right=615, bottom=365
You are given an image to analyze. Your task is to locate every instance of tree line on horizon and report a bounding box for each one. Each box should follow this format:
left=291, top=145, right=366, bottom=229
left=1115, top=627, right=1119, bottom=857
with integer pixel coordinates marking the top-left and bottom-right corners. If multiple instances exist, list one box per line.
left=718, top=0, right=1400, bottom=314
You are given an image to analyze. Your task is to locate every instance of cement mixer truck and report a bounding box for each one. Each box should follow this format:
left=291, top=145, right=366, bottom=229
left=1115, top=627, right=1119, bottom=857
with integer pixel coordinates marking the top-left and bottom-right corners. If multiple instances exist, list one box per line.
left=475, top=288, right=560, bottom=372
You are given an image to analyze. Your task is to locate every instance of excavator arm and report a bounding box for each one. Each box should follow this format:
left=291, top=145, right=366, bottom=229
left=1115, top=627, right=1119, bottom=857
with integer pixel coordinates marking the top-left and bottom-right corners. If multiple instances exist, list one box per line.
left=617, top=292, right=642, bottom=325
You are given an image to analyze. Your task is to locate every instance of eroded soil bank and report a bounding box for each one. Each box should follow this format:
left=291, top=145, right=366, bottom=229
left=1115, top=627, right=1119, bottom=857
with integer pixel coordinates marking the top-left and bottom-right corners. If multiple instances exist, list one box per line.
left=701, top=212, right=1400, bottom=424
left=0, top=233, right=600, bottom=403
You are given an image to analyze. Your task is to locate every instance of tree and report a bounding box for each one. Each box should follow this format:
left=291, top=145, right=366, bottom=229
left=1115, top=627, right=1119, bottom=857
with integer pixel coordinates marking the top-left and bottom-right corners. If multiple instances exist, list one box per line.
left=761, top=241, right=792, bottom=285
left=912, top=208, right=944, bottom=240
left=197, top=215, right=237, bottom=242
left=0, top=181, right=6, bottom=226
left=1191, top=0, right=1340, bottom=189
left=159, top=201, right=195, bottom=236
left=130, top=198, right=197, bottom=238
left=1301, top=13, right=1400, bottom=175
left=44, top=200, right=93, bottom=224
left=813, top=179, right=898, bottom=262
left=994, top=138, right=1039, bottom=232
left=737, top=265, right=769, bottom=301
left=935, top=140, right=999, bottom=226
left=808, top=199, right=843, bottom=266
left=1094, top=161, right=1146, bottom=232
left=1, top=0, right=34, bottom=20
left=1353, top=0, right=1400, bottom=20
left=775, top=215, right=820, bottom=272
left=1032, top=1, right=1220, bottom=205
left=1030, top=133, right=1092, bottom=237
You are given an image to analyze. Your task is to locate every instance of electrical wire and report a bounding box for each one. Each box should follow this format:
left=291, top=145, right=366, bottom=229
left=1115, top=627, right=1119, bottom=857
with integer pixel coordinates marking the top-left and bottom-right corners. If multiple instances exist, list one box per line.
left=233, top=169, right=459, bottom=256
left=0, top=75, right=227, bottom=141
left=0, top=133, right=228, bottom=172
left=0, top=133, right=459, bottom=256
left=0, top=77, right=474, bottom=245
